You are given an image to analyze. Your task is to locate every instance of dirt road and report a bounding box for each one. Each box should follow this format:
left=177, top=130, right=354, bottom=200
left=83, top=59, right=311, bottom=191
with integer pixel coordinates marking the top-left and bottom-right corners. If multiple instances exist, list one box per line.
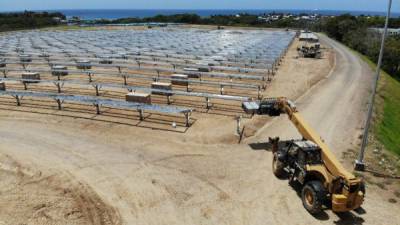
left=248, top=34, right=372, bottom=150
left=246, top=34, right=400, bottom=224
left=0, top=34, right=399, bottom=225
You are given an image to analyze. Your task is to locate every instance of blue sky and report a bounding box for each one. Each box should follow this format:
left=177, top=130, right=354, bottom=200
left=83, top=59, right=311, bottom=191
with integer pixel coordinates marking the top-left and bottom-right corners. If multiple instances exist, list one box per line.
left=0, top=0, right=399, bottom=12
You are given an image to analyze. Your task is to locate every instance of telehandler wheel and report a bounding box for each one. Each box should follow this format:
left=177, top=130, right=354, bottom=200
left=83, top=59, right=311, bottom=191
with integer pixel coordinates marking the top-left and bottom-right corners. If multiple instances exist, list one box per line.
left=354, top=182, right=366, bottom=212
left=301, top=181, right=326, bottom=214
left=272, top=152, right=286, bottom=179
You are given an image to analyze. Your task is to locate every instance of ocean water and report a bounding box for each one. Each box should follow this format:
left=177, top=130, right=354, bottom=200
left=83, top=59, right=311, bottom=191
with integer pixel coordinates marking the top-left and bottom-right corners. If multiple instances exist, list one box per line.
left=49, top=9, right=399, bottom=20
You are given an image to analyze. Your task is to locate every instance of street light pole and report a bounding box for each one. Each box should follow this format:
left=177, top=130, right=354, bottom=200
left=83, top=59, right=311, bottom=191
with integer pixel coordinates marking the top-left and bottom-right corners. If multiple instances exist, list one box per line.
left=355, top=0, right=393, bottom=171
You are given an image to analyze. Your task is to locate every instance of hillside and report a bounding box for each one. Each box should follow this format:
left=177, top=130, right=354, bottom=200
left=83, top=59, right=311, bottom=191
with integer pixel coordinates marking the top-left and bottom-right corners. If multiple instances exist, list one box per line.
left=376, top=73, right=400, bottom=157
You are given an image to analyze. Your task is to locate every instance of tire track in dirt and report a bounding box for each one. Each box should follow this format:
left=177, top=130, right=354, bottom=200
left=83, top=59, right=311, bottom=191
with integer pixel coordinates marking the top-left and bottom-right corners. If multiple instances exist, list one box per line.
left=150, top=161, right=231, bottom=201
left=60, top=172, right=123, bottom=225
left=0, top=153, right=122, bottom=225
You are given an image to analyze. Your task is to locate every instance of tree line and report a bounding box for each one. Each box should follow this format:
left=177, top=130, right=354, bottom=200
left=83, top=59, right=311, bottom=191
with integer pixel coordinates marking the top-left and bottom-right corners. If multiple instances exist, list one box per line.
left=314, top=14, right=400, bottom=80
left=0, top=11, right=66, bottom=31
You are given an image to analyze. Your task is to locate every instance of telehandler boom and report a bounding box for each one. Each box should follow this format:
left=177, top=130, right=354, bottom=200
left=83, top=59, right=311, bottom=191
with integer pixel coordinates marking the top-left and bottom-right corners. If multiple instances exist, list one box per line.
left=243, top=97, right=365, bottom=214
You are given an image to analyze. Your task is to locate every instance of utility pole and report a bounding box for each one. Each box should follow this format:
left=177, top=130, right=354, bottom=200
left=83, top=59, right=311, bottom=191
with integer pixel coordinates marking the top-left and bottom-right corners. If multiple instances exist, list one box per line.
left=355, top=0, right=393, bottom=171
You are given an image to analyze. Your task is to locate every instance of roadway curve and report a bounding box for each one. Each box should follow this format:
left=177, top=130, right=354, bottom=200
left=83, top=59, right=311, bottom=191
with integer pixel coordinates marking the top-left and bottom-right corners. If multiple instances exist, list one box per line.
left=249, top=34, right=373, bottom=150
left=246, top=34, right=400, bottom=224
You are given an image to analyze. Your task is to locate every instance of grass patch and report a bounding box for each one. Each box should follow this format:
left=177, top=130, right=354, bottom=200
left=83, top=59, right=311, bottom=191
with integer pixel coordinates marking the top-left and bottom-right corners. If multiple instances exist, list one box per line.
left=376, top=75, right=400, bottom=156
left=353, top=52, right=400, bottom=157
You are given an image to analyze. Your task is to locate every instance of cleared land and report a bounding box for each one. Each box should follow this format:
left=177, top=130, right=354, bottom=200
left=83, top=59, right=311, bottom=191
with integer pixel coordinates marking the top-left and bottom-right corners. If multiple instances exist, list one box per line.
left=0, top=26, right=398, bottom=225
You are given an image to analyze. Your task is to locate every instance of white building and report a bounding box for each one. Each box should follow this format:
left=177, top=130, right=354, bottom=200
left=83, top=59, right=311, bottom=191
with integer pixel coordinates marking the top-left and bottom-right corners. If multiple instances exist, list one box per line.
left=370, top=28, right=400, bottom=36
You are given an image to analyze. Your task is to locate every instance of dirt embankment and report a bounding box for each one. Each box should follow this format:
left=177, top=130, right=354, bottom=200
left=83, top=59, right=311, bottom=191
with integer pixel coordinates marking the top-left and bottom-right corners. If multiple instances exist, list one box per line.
left=0, top=154, right=121, bottom=225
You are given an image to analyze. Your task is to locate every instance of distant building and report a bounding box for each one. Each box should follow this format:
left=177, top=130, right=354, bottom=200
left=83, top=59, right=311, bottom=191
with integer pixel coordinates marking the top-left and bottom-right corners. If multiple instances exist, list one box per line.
left=370, top=28, right=400, bottom=36
left=52, top=17, right=62, bottom=22
left=271, top=15, right=280, bottom=21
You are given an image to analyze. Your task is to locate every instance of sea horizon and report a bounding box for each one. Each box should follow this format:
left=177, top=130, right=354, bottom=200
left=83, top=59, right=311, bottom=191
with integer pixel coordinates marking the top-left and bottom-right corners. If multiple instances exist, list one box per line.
left=1, top=9, right=399, bottom=20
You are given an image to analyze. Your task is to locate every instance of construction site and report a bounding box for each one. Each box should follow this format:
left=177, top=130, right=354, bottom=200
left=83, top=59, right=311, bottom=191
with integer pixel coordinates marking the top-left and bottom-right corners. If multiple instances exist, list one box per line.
left=0, top=25, right=398, bottom=225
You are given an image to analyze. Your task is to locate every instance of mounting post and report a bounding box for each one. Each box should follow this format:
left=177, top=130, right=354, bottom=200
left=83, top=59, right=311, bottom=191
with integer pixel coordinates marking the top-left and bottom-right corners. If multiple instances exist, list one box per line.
left=184, top=112, right=190, bottom=127
left=205, top=97, right=211, bottom=109
left=167, top=95, right=172, bottom=105
left=56, top=82, right=62, bottom=93
left=88, top=72, right=93, bottom=82
left=138, top=109, right=144, bottom=121
left=23, top=82, right=28, bottom=90
left=2, top=70, right=7, bottom=78
left=14, top=95, right=21, bottom=106
left=123, top=75, right=127, bottom=85
left=55, top=99, right=63, bottom=110
left=236, top=115, right=242, bottom=135
left=267, top=73, right=272, bottom=82
left=95, top=104, right=101, bottom=115
left=94, top=84, right=101, bottom=96
left=272, top=64, right=276, bottom=75
left=262, top=82, right=267, bottom=90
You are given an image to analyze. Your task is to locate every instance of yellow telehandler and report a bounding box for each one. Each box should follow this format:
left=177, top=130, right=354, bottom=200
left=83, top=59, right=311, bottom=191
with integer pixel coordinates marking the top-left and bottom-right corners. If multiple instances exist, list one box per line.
left=243, top=97, right=365, bottom=214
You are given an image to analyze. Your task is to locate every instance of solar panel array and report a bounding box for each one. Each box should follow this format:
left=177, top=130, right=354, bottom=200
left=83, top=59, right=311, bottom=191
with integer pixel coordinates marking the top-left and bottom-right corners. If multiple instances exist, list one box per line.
left=0, top=28, right=295, bottom=69
left=0, top=27, right=295, bottom=128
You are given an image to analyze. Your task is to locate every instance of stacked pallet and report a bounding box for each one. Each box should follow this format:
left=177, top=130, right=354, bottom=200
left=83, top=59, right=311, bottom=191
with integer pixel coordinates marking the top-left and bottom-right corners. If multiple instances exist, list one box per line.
left=51, top=65, right=69, bottom=76
left=76, top=60, right=92, bottom=70
left=151, top=82, right=173, bottom=96
left=99, top=56, right=113, bottom=64
left=0, top=81, right=6, bottom=91
left=171, top=74, right=188, bottom=86
left=22, top=72, right=40, bottom=83
left=126, top=92, right=152, bottom=104
left=19, top=54, right=32, bottom=63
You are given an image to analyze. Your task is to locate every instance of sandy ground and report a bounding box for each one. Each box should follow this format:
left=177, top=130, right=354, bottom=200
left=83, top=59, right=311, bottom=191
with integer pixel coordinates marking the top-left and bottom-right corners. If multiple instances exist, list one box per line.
left=0, top=154, right=121, bottom=225
left=241, top=38, right=334, bottom=137
left=0, top=31, right=399, bottom=225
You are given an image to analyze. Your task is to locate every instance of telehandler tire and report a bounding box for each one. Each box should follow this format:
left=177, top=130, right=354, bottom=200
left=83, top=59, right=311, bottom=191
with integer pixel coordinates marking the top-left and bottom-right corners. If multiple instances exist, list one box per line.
left=272, top=152, right=286, bottom=179
left=301, top=181, right=326, bottom=214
